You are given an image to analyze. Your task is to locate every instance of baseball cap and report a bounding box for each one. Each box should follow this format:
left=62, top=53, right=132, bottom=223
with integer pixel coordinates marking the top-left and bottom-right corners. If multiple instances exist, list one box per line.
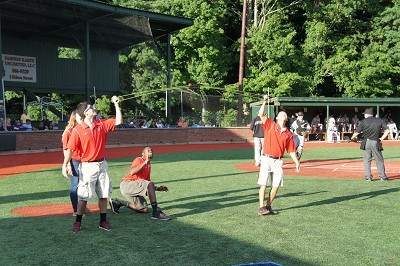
left=297, top=111, right=304, bottom=116
left=362, top=108, right=373, bottom=115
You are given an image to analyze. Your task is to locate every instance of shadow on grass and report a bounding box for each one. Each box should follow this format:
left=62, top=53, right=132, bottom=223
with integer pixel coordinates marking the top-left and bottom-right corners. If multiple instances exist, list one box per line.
left=0, top=215, right=316, bottom=266
left=282, top=187, right=400, bottom=211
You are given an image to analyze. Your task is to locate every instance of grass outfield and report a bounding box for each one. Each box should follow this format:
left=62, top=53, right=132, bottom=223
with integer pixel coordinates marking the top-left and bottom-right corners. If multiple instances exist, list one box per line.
left=1, top=145, right=400, bottom=265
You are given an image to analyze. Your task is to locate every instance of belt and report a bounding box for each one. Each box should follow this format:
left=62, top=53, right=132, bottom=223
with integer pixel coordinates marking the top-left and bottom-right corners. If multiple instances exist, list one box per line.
left=366, top=139, right=378, bottom=141
left=84, top=158, right=105, bottom=163
left=264, top=154, right=281, bottom=160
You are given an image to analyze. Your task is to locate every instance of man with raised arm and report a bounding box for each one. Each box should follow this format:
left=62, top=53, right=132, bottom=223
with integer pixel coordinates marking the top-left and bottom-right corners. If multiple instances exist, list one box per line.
left=62, top=96, right=122, bottom=232
left=257, top=95, right=300, bottom=216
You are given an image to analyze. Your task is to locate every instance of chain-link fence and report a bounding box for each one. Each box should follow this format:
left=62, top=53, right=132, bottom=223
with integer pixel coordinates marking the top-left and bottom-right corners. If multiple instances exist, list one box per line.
left=168, top=90, right=252, bottom=127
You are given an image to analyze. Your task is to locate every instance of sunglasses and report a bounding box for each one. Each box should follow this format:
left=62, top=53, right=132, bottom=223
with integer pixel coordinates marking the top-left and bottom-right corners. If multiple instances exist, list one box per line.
left=84, top=105, right=94, bottom=113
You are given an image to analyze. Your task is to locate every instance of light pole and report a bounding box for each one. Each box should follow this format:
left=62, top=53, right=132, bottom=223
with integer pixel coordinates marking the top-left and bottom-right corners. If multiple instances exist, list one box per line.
left=237, top=0, right=247, bottom=126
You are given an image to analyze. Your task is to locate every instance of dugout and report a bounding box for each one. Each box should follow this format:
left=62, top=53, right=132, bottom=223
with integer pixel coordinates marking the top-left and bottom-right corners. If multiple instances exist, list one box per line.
left=250, top=97, right=400, bottom=139
left=0, top=0, right=193, bottom=119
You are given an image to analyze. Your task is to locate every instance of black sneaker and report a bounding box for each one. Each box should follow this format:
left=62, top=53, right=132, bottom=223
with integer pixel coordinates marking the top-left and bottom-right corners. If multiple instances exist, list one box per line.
left=380, top=177, right=389, bottom=181
left=267, top=206, right=279, bottom=215
left=257, top=206, right=270, bottom=216
left=109, top=199, right=120, bottom=214
left=151, top=209, right=171, bottom=221
left=365, top=177, right=373, bottom=182
left=99, top=220, right=112, bottom=231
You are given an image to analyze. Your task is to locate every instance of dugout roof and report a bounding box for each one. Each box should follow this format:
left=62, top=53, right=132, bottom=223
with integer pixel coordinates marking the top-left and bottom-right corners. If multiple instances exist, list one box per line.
left=0, top=0, right=194, bottom=50
left=251, top=97, right=400, bottom=122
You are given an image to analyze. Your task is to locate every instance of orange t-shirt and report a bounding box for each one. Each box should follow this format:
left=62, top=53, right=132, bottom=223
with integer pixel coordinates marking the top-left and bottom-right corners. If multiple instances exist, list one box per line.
left=262, top=118, right=296, bottom=157
left=67, top=119, right=116, bottom=162
left=62, top=128, right=81, bottom=161
left=122, top=157, right=151, bottom=181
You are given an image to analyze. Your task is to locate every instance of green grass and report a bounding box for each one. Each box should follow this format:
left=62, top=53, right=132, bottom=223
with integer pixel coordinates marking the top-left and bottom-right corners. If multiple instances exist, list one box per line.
left=1, top=146, right=400, bottom=265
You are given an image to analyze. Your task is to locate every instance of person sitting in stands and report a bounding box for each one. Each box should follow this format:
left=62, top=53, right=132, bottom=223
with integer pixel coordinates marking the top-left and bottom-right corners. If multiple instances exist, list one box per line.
left=0, top=118, right=5, bottom=131
left=6, top=118, right=13, bottom=131
left=23, top=119, right=33, bottom=131
left=13, top=120, right=25, bottom=131
left=37, top=122, right=45, bottom=130
left=42, top=115, right=52, bottom=130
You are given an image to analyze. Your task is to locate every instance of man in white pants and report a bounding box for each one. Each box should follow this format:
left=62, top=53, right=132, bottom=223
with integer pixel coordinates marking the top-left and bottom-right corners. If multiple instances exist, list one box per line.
left=249, top=115, right=264, bottom=166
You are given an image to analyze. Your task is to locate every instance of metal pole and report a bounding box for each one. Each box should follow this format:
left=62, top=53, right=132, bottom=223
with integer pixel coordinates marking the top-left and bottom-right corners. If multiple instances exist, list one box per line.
left=237, top=0, right=247, bottom=126
left=1, top=77, right=6, bottom=127
left=93, top=86, right=96, bottom=103
left=267, top=87, right=270, bottom=118
left=180, top=90, right=183, bottom=118
left=166, top=34, right=172, bottom=125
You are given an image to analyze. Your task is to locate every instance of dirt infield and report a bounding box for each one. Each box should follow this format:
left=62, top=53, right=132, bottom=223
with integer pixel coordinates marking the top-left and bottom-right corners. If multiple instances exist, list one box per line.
left=5, top=141, right=400, bottom=217
left=0, top=143, right=252, bottom=179
left=235, top=141, right=400, bottom=180
left=235, top=160, right=400, bottom=180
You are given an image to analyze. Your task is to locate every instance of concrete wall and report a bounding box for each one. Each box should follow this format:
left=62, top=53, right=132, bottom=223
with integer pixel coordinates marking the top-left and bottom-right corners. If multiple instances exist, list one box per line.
left=3, top=127, right=252, bottom=151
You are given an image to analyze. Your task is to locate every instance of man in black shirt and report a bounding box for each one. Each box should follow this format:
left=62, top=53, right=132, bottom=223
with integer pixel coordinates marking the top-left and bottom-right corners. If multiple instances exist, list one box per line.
left=351, top=108, right=390, bottom=181
left=249, top=115, right=264, bottom=167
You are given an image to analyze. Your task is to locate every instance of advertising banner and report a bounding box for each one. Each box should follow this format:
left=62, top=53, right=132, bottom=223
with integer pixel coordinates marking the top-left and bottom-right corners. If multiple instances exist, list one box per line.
left=2, top=54, right=36, bottom=83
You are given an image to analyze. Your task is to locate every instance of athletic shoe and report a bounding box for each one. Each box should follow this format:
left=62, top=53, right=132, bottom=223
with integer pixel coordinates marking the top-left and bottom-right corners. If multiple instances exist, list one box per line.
left=267, top=206, right=279, bottom=215
left=109, top=199, right=120, bottom=214
left=151, top=209, right=171, bottom=221
left=72, top=212, right=77, bottom=217
left=72, top=221, right=81, bottom=233
left=257, top=206, right=270, bottom=216
left=365, top=177, right=373, bottom=182
left=380, top=177, right=389, bottom=181
left=99, top=220, right=112, bottom=231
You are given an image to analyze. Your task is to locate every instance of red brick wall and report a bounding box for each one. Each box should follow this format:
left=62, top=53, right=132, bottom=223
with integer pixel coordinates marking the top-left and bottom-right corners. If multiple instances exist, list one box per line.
left=10, top=127, right=253, bottom=151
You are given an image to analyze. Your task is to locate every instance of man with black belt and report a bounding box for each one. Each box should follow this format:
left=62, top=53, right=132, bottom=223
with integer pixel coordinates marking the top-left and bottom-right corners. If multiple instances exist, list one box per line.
left=351, top=108, right=390, bottom=181
left=62, top=96, right=122, bottom=232
left=257, top=95, right=300, bottom=216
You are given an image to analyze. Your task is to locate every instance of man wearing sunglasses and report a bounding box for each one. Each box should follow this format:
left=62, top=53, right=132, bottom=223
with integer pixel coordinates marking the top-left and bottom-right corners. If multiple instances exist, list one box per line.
left=62, top=96, right=122, bottom=232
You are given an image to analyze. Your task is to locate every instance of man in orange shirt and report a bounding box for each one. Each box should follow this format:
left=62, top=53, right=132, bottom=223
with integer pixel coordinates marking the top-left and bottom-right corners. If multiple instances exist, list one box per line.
left=257, top=95, right=300, bottom=216
left=62, top=96, right=122, bottom=232
left=109, top=147, right=171, bottom=221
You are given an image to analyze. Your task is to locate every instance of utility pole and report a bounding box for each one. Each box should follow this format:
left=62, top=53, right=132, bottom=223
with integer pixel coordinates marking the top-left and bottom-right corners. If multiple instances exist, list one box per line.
left=237, top=0, right=247, bottom=126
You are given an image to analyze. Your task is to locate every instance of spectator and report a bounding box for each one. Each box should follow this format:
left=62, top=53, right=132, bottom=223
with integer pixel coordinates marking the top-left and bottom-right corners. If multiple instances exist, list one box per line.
left=0, top=117, right=5, bottom=131
left=156, top=120, right=164, bottom=128
left=13, top=120, right=25, bottom=131
left=52, top=119, right=59, bottom=130
left=387, top=119, right=398, bottom=140
left=42, top=115, right=52, bottom=130
left=191, top=120, right=199, bottom=128
left=177, top=117, right=188, bottom=128
left=6, top=118, right=13, bottom=131
left=148, top=120, right=157, bottom=128
left=37, top=122, right=45, bottom=130
left=327, top=115, right=337, bottom=143
left=351, top=114, right=360, bottom=132
left=20, top=109, right=31, bottom=124
left=23, top=119, right=33, bottom=131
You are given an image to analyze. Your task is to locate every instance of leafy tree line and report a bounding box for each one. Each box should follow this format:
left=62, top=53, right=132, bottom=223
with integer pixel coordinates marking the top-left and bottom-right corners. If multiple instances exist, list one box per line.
left=6, top=0, right=399, bottom=126
left=109, top=0, right=400, bottom=126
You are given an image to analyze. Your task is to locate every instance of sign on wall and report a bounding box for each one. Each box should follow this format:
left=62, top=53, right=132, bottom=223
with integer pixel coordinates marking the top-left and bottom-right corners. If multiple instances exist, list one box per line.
left=1, top=54, right=36, bottom=83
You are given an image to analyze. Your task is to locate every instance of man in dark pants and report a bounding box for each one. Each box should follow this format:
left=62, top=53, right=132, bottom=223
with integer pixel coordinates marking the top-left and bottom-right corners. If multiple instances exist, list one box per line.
left=351, top=108, right=390, bottom=181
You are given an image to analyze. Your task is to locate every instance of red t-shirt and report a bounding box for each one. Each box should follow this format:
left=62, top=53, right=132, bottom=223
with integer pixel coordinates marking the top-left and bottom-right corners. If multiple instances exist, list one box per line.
left=67, top=119, right=116, bottom=162
left=62, top=128, right=81, bottom=161
left=262, top=118, right=296, bottom=157
left=122, top=157, right=151, bottom=181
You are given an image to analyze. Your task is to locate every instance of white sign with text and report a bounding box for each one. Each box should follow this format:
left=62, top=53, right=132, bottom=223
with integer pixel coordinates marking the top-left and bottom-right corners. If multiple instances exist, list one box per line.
left=2, top=54, right=37, bottom=83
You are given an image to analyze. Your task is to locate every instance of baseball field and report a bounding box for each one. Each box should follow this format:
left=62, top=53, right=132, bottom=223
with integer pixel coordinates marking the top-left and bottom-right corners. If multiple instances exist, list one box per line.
left=1, top=141, right=400, bottom=265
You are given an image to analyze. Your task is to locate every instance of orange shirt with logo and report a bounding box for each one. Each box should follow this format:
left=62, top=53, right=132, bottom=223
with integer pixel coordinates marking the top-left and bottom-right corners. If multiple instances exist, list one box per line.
left=262, top=118, right=296, bottom=158
left=122, top=157, right=151, bottom=181
left=67, top=119, right=116, bottom=162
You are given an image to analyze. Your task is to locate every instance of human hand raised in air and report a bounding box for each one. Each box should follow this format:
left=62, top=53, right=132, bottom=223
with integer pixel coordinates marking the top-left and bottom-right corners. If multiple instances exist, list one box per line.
left=111, top=95, right=120, bottom=104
